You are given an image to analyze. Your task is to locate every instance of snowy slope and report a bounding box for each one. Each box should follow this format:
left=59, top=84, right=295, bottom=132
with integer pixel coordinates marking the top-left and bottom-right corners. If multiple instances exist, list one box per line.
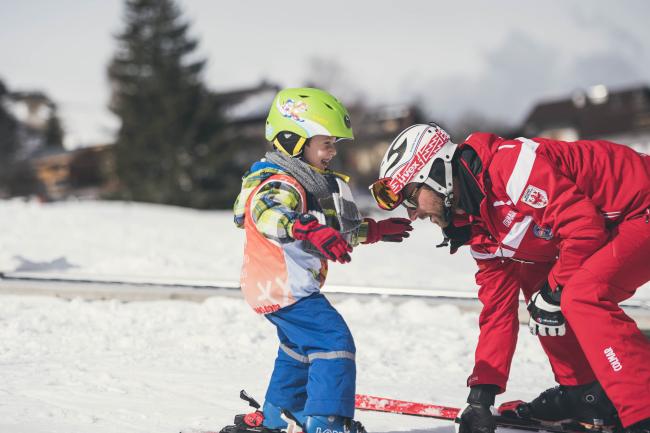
left=0, top=294, right=555, bottom=433
left=0, top=200, right=647, bottom=433
left=0, top=200, right=478, bottom=291
left=1, top=200, right=647, bottom=295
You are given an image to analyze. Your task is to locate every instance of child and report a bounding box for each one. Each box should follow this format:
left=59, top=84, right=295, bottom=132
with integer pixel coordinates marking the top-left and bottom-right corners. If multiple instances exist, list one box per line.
left=230, top=88, right=413, bottom=433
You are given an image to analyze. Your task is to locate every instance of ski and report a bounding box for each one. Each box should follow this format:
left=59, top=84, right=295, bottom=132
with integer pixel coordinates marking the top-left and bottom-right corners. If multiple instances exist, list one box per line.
left=183, top=393, right=617, bottom=433
left=355, top=394, right=615, bottom=433
left=355, top=394, right=459, bottom=420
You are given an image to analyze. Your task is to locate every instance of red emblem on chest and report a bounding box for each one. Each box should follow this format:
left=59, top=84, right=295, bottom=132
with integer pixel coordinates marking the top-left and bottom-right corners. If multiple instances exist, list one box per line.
left=521, top=185, right=548, bottom=208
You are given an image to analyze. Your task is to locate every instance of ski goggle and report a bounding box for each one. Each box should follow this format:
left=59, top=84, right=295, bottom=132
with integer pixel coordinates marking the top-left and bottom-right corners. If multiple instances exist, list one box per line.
left=369, top=178, right=419, bottom=211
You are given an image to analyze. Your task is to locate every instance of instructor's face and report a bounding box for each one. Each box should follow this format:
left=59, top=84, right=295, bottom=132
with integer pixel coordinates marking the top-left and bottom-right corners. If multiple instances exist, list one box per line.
left=403, top=184, right=450, bottom=228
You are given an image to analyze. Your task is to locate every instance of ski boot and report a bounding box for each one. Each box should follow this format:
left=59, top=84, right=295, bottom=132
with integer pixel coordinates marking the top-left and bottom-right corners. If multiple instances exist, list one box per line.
left=220, top=390, right=304, bottom=433
left=304, top=415, right=366, bottom=433
left=498, top=382, right=620, bottom=431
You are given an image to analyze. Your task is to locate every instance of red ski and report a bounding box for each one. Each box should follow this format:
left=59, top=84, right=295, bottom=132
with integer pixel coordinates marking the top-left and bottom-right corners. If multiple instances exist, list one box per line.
left=185, top=392, right=617, bottom=433
left=355, top=394, right=459, bottom=420
left=354, top=394, right=616, bottom=433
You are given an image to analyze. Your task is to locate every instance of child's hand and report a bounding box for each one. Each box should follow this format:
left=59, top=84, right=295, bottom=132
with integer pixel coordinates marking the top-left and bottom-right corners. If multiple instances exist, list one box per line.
left=363, top=217, right=413, bottom=244
left=292, top=214, right=353, bottom=264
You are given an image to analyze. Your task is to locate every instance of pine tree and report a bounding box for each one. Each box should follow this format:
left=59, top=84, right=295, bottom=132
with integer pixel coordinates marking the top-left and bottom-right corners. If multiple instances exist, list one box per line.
left=44, top=108, right=64, bottom=149
left=108, top=0, right=227, bottom=208
left=0, top=80, right=19, bottom=159
left=0, top=79, right=20, bottom=196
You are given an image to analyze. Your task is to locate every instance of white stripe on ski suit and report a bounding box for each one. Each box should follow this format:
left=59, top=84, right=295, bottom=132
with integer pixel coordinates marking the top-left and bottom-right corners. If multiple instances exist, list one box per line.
left=280, top=343, right=355, bottom=364
left=506, top=138, right=539, bottom=205
left=470, top=213, right=534, bottom=260
left=501, top=215, right=534, bottom=253
left=470, top=137, right=538, bottom=261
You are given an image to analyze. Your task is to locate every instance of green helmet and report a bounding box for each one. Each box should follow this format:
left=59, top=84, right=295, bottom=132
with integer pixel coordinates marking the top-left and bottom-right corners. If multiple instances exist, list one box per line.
left=265, top=87, right=354, bottom=156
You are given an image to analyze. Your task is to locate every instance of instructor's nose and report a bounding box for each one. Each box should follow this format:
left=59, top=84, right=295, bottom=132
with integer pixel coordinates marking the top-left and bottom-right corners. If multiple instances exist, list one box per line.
left=407, top=208, right=417, bottom=221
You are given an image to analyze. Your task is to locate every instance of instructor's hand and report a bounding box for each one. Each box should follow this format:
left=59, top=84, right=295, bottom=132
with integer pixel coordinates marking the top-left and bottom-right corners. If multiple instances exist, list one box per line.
left=527, top=283, right=565, bottom=337
left=456, top=404, right=496, bottom=433
left=455, top=385, right=497, bottom=433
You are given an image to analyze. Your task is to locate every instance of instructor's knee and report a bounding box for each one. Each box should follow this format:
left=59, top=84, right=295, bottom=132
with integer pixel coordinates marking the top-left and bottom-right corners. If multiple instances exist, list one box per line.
left=559, top=273, right=600, bottom=320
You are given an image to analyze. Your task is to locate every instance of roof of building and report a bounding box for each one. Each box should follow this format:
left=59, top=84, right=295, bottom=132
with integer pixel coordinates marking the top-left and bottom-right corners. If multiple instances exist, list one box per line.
left=217, top=81, right=279, bottom=123
left=522, top=84, right=650, bottom=138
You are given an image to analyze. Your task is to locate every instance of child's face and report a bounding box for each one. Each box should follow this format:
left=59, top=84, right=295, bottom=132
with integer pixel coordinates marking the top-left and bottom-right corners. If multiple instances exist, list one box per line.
left=303, top=135, right=337, bottom=170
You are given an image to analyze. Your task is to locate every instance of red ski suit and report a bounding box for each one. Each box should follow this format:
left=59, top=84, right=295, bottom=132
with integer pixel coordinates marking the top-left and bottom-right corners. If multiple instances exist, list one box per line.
left=456, top=133, right=650, bottom=426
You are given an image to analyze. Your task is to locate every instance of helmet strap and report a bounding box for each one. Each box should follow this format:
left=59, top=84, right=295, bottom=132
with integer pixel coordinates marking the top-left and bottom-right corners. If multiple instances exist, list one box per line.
left=442, top=201, right=453, bottom=224
left=294, top=136, right=308, bottom=155
left=273, top=134, right=308, bottom=157
left=423, top=157, right=455, bottom=210
left=435, top=193, right=454, bottom=248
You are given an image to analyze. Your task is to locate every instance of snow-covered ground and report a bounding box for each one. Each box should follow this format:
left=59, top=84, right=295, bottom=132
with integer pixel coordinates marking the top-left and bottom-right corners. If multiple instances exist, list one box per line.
left=0, top=200, right=479, bottom=291
left=0, top=200, right=646, bottom=433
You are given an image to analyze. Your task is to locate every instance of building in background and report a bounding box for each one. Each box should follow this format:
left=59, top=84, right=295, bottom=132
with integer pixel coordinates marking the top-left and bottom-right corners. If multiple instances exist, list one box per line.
left=338, top=104, right=422, bottom=191
left=218, top=81, right=280, bottom=169
left=30, top=144, right=116, bottom=201
left=5, top=90, right=64, bottom=158
left=522, top=84, right=650, bottom=153
left=1, top=84, right=116, bottom=201
left=6, top=82, right=648, bottom=206
left=1, top=81, right=424, bottom=204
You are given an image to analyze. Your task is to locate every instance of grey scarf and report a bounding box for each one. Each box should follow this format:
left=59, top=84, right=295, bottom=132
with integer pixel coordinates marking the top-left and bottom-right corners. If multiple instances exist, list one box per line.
left=265, top=151, right=362, bottom=255
left=265, top=151, right=331, bottom=199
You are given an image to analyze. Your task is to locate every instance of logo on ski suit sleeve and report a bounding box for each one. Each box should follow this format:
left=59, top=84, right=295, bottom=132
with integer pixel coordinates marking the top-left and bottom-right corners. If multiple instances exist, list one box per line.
left=532, top=224, right=553, bottom=240
left=521, top=185, right=548, bottom=208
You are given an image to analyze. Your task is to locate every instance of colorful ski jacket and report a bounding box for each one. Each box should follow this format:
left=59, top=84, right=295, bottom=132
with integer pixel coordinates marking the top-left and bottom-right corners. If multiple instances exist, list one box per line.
left=447, top=133, right=650, bottom=391
left=234, top=160, right=368, bottom=314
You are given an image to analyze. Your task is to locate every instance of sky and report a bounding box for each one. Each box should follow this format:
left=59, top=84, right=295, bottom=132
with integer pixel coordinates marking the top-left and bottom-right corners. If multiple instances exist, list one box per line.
left=1, top=0, right=650, bottom=148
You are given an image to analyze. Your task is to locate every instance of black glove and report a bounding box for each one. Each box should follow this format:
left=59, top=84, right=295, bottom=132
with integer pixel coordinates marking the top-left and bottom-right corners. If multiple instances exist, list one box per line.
left=527, top=282, right=565, bottom=337
left=456, top=385, right=498, bottom=433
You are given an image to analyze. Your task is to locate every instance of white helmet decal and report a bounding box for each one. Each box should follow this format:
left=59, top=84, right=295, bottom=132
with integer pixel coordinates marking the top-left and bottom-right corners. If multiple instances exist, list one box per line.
left=379, top=123, right=458, bottom=205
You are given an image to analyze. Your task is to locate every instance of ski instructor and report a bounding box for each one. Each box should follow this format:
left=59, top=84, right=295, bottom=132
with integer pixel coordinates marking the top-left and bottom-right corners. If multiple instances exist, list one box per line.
left=369, top=123, right=650, bottom=433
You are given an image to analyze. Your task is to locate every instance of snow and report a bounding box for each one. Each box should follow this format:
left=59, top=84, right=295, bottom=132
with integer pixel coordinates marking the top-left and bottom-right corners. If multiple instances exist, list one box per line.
left=0, top=294, right=555, bottom=433
left=0, top=200, right=479, bottom=291
left=0, top=200, right=646, bottom=433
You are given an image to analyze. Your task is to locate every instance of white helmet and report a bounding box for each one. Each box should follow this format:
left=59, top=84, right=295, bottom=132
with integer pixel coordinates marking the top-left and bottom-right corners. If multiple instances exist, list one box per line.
left=371, top=123, right=458, bottom=210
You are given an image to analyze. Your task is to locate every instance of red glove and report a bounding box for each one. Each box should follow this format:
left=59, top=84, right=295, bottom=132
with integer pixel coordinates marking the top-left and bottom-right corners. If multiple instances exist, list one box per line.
left=363, top=217, right=413, bottom=244
left=292, top=214, right=353, bottom=264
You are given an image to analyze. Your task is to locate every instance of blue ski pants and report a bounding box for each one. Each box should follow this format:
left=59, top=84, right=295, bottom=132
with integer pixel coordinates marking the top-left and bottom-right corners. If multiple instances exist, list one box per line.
left=264, top=293, right=356, bottom=418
